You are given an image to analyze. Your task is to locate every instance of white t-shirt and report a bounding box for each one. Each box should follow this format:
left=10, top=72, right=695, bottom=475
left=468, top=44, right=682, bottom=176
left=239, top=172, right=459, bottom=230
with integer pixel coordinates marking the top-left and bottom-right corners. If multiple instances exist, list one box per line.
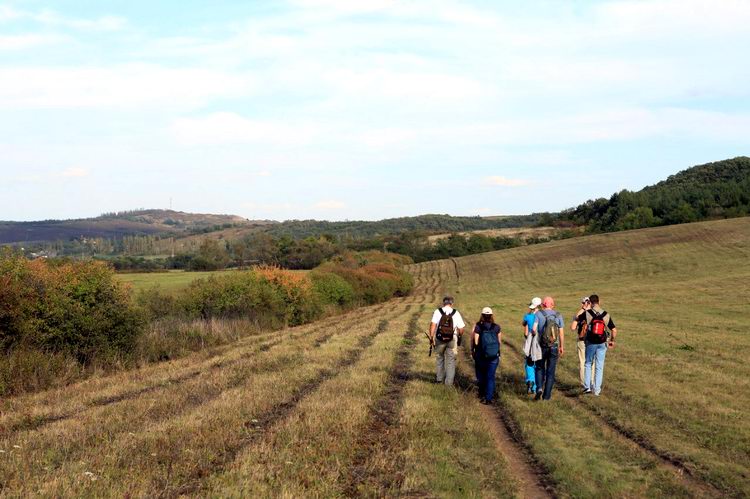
left=431, top=306, right=466, bottom=334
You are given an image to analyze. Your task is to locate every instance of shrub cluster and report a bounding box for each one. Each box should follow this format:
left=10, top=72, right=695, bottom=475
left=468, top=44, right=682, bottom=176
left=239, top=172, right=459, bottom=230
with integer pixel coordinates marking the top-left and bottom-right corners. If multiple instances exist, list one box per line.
left=0, top=249, right=143, bottom=363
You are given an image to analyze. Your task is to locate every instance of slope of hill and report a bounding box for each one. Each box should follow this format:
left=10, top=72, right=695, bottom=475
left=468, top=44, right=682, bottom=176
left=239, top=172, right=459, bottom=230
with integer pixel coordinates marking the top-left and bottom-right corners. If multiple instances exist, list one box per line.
left=1, top=218, right=746, bottom=497
left=0, top=210, right=266, bottom=245
left=561, top=156, right=750, bottom=231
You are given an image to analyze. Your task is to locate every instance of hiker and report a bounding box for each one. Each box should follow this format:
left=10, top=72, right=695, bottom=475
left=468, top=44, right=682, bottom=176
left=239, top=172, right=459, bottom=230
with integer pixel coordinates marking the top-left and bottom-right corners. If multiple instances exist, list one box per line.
left=533, top=296, right=564, bottom=400
left=429, top=296, right=466, bottom=386
left=572, top=294, right=617, bottom=396
left=522, top=297, right=542, bottom=394
left=472, top=307, right=502, bottom=404
left=571, top=297, right=595, bottom=390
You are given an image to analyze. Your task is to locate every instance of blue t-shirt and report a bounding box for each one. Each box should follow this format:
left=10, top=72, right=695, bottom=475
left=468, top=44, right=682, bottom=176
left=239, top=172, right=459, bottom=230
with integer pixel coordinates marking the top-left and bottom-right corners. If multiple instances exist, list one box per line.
left=523, top=312, right=536, bottom=333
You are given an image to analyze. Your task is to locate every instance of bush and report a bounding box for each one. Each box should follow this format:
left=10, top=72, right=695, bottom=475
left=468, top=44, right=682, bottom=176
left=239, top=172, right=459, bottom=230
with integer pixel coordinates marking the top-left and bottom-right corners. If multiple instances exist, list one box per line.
left=0, top=250, right=144, bottom=363
left=309, top=270, right=356, bottom=307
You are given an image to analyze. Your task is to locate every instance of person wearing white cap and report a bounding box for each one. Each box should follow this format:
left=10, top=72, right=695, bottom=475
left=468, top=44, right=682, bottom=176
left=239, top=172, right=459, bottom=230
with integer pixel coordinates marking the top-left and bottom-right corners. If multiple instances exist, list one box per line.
left=522, top=297, right=542, bottom=394
left=429, top=296, right=466, bottom=386
left=471, top=306, right=502, bottom=404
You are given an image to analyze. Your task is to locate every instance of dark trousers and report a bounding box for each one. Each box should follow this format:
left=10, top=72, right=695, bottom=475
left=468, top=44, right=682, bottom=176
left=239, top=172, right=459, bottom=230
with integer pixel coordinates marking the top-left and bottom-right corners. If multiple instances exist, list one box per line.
left=534, top=345, right=559, bottom=400
left=475, top=355, right=500, bottom=402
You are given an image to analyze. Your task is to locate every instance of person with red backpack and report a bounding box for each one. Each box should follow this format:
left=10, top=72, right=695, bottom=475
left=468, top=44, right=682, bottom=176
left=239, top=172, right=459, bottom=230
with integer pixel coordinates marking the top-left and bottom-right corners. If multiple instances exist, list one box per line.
left=429, top=296, right=466, bottom=386
left=572, top=294, right=618, bottom=396
left=471, top=307, right=502, bottom=404
left=533, top=296, right=565, bottom=400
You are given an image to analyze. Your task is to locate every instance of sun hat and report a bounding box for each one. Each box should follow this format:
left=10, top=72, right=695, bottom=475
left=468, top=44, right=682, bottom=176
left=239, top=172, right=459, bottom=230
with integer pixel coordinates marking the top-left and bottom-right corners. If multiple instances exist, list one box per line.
left=542, top=296, right=555, bottom=308
left=529, top=297, right=542, bottom=309
left=581, top=296, right=590, bottom=303
left=481, top=306, right=493, bottom=315
left=443, top=296, right=454, bottom=305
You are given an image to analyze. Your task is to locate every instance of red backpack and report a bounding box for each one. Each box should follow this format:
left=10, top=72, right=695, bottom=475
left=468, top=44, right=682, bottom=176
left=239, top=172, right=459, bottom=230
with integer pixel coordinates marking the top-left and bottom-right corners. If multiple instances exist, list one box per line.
left=586, top=309, right=608, bottom=344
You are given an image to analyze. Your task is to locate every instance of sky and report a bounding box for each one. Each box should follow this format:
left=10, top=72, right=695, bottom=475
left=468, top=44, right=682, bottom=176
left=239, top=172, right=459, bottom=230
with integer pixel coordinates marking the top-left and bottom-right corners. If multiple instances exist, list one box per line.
left=1, top=0, right=749, bottom=222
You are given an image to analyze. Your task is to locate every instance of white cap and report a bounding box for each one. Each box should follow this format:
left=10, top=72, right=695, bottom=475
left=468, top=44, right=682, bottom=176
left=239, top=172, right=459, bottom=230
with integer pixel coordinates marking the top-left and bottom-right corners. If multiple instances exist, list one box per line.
left=481, top=306, right=493, bottom=315
left=529, top=297, right=542, bottom=309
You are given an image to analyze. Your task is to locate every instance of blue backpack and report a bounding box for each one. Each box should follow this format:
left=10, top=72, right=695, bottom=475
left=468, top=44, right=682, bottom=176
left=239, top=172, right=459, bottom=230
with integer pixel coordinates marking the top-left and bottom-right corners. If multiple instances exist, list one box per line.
left=477, top=322, right=500, bottom=359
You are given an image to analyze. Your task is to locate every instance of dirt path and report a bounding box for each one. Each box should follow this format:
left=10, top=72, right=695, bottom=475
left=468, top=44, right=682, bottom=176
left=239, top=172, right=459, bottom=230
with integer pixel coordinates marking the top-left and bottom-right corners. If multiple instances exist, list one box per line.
left=455, top=352, right=554, bottom=499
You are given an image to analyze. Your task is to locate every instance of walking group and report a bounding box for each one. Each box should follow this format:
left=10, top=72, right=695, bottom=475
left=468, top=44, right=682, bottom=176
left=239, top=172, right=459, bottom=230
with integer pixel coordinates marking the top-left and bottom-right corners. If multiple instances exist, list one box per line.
left=427, top=294, right=617, bottom=403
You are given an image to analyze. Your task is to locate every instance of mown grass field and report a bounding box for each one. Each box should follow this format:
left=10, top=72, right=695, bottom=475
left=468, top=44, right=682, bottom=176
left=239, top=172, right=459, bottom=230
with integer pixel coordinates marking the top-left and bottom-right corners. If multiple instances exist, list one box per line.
left=116, top=269, right=308, bottom=294
left=1, top=218, right=747, bottom=497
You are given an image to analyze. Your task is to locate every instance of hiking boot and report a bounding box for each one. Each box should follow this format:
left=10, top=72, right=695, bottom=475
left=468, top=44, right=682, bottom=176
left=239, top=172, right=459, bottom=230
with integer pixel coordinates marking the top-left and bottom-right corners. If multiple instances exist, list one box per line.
left=534, top=391, right=542, bottom=401
left=583, top=388, right=592, bottom=394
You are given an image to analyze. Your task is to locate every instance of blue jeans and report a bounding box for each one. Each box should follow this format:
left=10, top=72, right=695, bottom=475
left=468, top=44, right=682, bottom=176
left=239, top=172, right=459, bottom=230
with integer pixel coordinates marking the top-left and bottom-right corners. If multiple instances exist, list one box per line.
left=476, top=355, right=500, bottom=402
left=535, top=345, right=559, bottom=400
left=524, top=357, right=536, bottom=391
left=585, top=343, right=607, bottom=394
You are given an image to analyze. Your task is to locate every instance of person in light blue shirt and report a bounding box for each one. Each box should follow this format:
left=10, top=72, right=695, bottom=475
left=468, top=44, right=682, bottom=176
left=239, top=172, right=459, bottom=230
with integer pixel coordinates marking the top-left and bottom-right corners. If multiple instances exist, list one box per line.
left=521, top=297, right=542, bottom=394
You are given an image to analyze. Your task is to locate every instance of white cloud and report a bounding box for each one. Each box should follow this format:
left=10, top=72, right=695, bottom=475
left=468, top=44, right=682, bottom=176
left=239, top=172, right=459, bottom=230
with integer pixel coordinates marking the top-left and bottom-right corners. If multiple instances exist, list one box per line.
left=170, top=112, right=321, bottom=146
left=60, top=167, right=88, bottom=178
left=0, top=6, right=126, bottom=31
left=0, top=65, right=254, bottom=110
left=0, top=34, right=65, bottom=51
left=485, top=176, right=529, bottom=187
left=313, top=200, right=346, bottom=209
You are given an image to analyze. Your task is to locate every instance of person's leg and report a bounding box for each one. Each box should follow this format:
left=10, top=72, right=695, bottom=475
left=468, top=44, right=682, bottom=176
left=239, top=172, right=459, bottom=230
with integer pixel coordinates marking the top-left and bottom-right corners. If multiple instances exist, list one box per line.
left=525, top=359, right=536, bottom=393
left=594, top=344, right=607, bottom=395
left=577, top=340, right=586, bottom=388
left=475, top=358, right=486, bottom=398
left=534, top=355, right=545, bottom=399
left=542, top=345, right=559, bottom=400
left=485, top=357, right=499, bottom=402
left=444, top=337, right=457, bottom=385
left=435, top=341, right=447, bottom=383
left=584, top=343, right=596, bottom=391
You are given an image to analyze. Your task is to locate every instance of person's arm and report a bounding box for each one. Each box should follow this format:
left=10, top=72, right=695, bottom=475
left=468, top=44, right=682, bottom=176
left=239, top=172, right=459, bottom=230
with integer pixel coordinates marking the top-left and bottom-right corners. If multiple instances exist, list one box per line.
left=571, top=308, right=583, bottom=331
left=472, top=325, right=479, bottom=358
left=558, top=315, right=565, bottom=356
left=429, top=321, right=437, bottom=343
left=608, top=316, right=617, bottom=348
left=523, top=319, right=529, bottom=337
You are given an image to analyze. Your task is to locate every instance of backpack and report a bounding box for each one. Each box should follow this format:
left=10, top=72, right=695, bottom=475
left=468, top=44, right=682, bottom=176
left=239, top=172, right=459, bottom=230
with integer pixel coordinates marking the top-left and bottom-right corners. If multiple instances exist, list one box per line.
left=586, top=309, right=609, bottom=344
left=436, top=308, right=457, bottom=342
left=477, top=322, right=500, bottom=359
left=539, top=310, right=560, bottom=348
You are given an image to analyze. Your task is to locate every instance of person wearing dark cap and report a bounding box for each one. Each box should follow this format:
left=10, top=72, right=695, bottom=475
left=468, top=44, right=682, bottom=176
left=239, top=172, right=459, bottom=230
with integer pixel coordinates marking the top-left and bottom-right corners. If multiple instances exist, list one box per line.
left=429, top=296, right=466, bottom=386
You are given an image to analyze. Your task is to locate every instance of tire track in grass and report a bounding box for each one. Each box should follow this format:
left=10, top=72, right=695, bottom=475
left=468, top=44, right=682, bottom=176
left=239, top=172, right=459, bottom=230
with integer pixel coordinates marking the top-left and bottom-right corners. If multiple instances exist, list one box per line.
left=341, top=306, right=423, bottom=497
left=171, top=317, right=398, bottom=498
left=454, top=347, right=556, bottom=499
left=501, top=338, right=723, bottom=497
left=2, top=303, right=394, bottom=437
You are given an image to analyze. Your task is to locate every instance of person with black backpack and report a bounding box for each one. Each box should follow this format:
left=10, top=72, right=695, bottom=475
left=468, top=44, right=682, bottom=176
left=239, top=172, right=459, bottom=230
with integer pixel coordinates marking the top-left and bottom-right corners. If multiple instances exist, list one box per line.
left=471, top=307, right=502, bottom=404
left=533, top=296, right=565, bottom=400
left=572, top=294, right=617, bottom=396
left=429, top=296, right=466, bottom=386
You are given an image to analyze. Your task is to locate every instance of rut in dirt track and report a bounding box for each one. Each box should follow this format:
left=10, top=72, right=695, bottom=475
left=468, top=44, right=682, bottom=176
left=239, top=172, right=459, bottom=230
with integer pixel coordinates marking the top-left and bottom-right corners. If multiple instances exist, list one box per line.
left=172, top=313, right=410, bottom=498
left=500, top=339, right=723, bottom=497
left=341, top=307, right=423, bottom=497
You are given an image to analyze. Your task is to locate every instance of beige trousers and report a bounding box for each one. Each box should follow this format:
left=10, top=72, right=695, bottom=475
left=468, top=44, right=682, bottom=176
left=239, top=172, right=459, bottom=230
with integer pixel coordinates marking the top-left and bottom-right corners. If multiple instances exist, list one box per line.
left=577, top=340, right=596, bottom=388
left=435, top=335, right=458, bottom=385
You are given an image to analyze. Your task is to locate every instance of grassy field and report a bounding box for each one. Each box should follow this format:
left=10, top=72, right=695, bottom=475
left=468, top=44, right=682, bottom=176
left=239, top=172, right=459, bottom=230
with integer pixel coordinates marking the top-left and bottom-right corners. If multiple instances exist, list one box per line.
left=1, top=218, right=747, bottom=497
left=116, top=269, right=307, bottom=295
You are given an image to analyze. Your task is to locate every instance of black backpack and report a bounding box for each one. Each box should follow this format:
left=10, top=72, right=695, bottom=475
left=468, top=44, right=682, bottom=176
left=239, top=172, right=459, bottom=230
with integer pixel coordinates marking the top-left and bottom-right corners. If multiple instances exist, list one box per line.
left=436, top=309, right=457, bottom=342
left=539, top=310, right=560, bottom=348
left=477, top=322, right=500, bottom=359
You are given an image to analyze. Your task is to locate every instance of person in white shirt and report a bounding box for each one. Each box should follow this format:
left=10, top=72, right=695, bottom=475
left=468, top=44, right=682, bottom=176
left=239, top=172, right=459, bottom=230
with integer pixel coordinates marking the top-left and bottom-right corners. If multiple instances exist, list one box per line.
left=429, top=295, right=466, bottom=386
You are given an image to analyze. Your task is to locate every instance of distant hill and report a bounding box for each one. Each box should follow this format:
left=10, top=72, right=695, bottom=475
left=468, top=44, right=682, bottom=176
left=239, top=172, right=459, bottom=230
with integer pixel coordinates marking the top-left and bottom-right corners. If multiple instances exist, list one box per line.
left=0, top=210, right=268, bottom=245
left=261, top=214, right=542, bottom=239
left=560, top=156, right=750, bottom=231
